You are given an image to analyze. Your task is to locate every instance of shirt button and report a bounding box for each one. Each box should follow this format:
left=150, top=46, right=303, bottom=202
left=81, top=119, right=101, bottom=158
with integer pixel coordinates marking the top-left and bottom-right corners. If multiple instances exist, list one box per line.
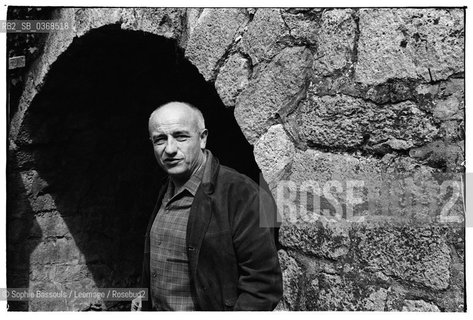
left=157, top=241, right=162, bottom=246
left=152, top=272, right=157, bottom=278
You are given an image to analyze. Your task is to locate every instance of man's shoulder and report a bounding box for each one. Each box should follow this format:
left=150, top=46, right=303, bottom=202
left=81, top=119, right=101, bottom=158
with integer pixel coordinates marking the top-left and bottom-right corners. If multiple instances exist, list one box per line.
left=217, top=164, right=256, bottom=183
left=216, top=164, right=260, bottom=192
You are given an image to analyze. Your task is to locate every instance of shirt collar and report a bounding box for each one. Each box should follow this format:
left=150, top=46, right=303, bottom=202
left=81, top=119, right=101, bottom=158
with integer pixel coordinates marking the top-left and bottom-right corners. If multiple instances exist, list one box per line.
left=168, top=152, right=207, bottom=198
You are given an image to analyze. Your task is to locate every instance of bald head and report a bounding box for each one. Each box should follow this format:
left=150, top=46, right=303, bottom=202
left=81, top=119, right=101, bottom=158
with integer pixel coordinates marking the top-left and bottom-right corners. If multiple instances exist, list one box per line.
left=149, top=102, right=205, bottom=133
left=148, top=101, right=208, bottom=186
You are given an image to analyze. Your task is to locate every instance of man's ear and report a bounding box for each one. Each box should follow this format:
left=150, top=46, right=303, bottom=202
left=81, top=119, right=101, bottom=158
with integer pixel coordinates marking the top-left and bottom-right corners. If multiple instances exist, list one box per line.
left=200, top=129, right=208, bottom=149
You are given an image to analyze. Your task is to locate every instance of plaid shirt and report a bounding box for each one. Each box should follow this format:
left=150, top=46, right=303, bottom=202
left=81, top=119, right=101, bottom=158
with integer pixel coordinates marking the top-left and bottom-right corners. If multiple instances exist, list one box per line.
left=149, top=159, right=206, bottom=311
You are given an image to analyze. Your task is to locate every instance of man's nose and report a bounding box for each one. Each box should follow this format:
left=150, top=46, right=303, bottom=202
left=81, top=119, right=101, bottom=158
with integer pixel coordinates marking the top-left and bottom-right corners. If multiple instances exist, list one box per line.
left=164, top=137, right=177, bottom=154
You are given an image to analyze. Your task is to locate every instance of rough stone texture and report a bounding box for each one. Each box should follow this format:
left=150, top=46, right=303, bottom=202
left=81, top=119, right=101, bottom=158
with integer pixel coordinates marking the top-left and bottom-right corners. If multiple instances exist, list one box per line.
left=235, top=46, right=312, bottom=144
left=279, top=220, right=351, bottom=260
left=317, top=273, right=357, bottom=310
left=185, top=9, right=249, bottom=81
left=29, top=238, right=82, bottom=265
left=214, top=52, right=251, bottom=107
left=110, top=8, right=185, bottom=39
left=363, top=288, right=388, bottom=311
left=433, top=95, right=461, bottom=121
left=312, top=9, right=357, bottom=76
left=185, top=8, right=203, bottom=36
left=355, top=225, right=451, bottom=290
left=240, top=8, right=289, bottom=64
left=280, top=9, right=320, bottom=45
left=355, top=9, right=464, bottom=85
left=409, top=140, right=464, bottom=173
left=278, top=250, right=302, bottom=310
left=288, top=148, right=383, bottom=185
left=385, top=284, right=408, bottom=311
left=274, top=146, right=465, bottom=247
left=402, top=299, right=441, bottom=312
left=32, top=212, right=70, bottom=238
left=7, top=7, right=465, bottom=312
left=297, top=92, right=439, bottom=150
left=254, top=124, right=295, bottom=187
left=278, top=224, right=462, bottom=312
left=429, top=78, right=465, bottom=126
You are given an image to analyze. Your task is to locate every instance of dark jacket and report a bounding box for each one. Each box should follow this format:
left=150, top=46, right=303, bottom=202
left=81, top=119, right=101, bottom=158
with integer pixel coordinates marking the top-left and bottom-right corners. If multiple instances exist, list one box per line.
left=141, top=151, right=283, bottom=311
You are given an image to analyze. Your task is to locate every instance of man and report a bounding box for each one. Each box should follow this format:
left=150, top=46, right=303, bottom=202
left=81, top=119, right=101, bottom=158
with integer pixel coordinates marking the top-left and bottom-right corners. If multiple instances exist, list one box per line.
left=137, top=101, right=282, bottom=311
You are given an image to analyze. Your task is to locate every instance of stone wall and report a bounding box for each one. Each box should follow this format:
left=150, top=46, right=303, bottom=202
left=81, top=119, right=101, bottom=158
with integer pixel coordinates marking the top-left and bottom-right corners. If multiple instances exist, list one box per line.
left=7, top=8, right=465, bottom=311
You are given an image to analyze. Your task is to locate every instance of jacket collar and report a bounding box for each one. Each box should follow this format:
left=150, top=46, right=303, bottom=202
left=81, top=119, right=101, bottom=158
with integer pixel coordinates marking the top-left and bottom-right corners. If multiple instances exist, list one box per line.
left=200, top=149, right=220, bottom=195
left=168, top=155, right=206, bottom=198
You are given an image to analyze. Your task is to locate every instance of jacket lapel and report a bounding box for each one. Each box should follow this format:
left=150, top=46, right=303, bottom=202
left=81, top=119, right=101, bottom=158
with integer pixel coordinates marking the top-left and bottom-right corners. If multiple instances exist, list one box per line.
left=186, top=150, right=219, bottom=279
left=187, top=188, right=212, bottom=259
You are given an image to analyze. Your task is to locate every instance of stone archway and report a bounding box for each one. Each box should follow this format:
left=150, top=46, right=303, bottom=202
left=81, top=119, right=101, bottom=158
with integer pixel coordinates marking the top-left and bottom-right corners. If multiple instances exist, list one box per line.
left=8, top=22, right=264, bottom=311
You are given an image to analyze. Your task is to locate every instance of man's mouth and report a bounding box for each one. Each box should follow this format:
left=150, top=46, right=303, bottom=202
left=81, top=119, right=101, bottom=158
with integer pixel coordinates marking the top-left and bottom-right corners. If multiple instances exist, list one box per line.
left=163, top=158, right=182, bottom=165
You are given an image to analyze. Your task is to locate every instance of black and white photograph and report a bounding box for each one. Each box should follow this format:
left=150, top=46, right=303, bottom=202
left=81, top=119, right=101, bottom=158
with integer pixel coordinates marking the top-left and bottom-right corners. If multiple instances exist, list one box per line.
left=1, top=0, right=470, bottom=315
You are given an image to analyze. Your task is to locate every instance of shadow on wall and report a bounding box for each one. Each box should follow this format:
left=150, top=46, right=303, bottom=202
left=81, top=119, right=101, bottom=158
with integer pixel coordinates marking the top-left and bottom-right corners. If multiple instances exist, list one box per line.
left=8, top=25, right=264, bottom=310
left=7, top=159, right=43, bottom=311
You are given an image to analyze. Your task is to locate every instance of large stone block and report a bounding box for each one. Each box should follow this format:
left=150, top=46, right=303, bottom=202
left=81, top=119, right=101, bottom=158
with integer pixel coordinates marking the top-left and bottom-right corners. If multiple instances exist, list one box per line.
left=235, top=46, right=312, bottom=144
left=354, top=225, right=451, bottom=290
left=241, top=9, right=289, bottom=64
left=28, top=194, right=57, bottom=213
left=279, top=220, right=351, bottom=260
left=215, top=52, right=251, bottom=107
left=70, top=8, right=186, bottom=39
left=297, top=93, right=438, bottom=150
left=254, top=124, right=295, bottom=187
left=273, top=146, right=464, bottom=226
left=432, top=94, right=463, bottom=121
left=316, top=273, right=392, bottom=311
left=33, top=211, right=70, bottom=238
left=355, top=9, right=464, bottom=85
left=19, top=169, right=49, bottom=197
left=185, top=9, right=249, bottom=81
left=312, top=9, right=357, bottom=75
left=120, top=8, right=185, bottom=39
left=282, top=148, right=373, bottom=219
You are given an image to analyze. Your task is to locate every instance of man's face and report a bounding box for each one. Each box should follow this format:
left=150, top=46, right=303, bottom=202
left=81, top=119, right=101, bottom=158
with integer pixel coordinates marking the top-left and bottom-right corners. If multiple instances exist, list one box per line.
left=148, top=103, right=207, bottom=181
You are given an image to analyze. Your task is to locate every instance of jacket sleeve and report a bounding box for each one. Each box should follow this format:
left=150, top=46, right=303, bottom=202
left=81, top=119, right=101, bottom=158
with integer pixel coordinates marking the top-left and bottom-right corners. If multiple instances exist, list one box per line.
left=231, top=186, right=283, bottom=311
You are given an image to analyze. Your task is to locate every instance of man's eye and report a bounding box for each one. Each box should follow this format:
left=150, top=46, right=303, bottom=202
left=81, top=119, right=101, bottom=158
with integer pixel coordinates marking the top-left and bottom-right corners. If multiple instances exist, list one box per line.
left=153, top=138, right=166, bottom=145
left=176, top=136, right=188, bottom=142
